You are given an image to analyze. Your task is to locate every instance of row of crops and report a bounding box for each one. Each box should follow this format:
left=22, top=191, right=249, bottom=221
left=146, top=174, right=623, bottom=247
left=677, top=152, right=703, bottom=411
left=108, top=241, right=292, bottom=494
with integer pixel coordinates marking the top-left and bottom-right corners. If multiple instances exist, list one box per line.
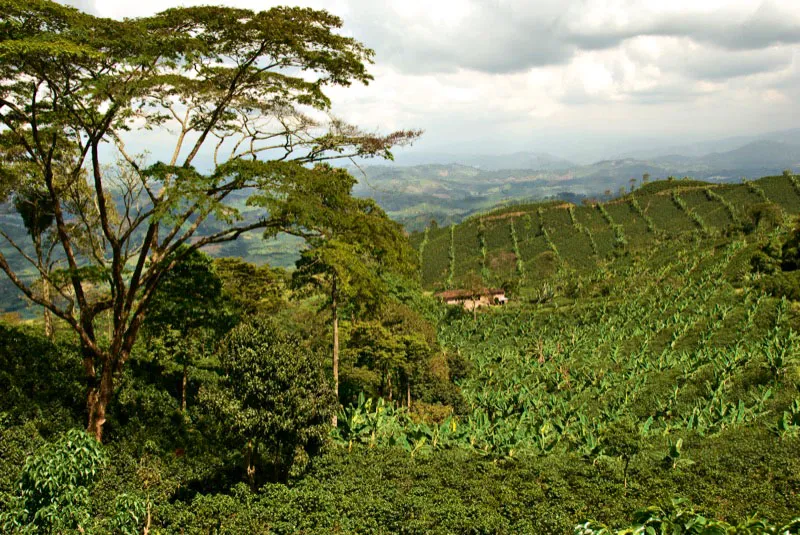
left=413, top=175, right=800, bottom=289
left=336, top=231, right=800, bottom=459
left=330, top=176, right=800, bottom=529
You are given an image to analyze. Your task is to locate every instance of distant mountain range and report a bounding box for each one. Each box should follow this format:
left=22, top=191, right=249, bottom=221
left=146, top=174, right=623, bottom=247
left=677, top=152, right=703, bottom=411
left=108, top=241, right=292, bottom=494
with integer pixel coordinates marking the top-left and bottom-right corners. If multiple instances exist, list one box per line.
left=651, top=139, right=800, bottom=173
left=3, top=127, right=800, bottom=316
left=617, top=128, right=800, bottom=161
left=351, top=129, right=800, bottom=230
left=388, top=151, right=575, bottom=171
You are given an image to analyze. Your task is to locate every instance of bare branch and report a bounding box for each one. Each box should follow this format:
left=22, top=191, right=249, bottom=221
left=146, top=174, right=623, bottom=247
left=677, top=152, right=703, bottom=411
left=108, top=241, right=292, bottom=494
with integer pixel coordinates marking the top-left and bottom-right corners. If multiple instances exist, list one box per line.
left=0, top=250, right=102, bottom=355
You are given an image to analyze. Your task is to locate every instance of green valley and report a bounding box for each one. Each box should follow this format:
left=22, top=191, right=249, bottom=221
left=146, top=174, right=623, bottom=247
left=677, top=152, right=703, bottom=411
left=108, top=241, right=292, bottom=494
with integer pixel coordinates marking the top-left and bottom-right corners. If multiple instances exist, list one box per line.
left=1, top=1, right=800, bottom=533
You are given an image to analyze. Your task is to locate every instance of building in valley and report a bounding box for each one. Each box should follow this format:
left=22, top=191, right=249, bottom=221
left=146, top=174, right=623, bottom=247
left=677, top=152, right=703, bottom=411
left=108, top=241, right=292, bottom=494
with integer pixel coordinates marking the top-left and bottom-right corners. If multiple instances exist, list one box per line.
left=434, top=288, right=508, bottom=310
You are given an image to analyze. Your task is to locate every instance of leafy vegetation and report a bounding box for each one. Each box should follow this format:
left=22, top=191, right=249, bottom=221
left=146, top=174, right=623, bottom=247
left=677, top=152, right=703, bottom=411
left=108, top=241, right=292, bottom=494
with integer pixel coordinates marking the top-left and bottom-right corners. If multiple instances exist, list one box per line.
left=1, top=1, right=799, bottom=532
left=4, top=175, right=800, bottom=531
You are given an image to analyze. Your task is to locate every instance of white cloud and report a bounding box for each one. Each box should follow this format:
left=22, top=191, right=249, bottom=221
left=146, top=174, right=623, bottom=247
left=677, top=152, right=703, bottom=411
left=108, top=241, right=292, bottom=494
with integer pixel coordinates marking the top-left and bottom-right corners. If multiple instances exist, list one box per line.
left=60, top=0, right=800, bottom=159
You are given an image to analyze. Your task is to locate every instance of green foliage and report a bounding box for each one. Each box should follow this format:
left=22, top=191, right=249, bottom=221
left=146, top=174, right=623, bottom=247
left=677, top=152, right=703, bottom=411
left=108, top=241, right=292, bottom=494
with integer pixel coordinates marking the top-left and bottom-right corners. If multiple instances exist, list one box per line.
left=597, top=203, right=628, bottom=250
left=2, top=226, right=800, bottom=532
left=662, top=437, right=693, bottom=470
left=416, top=176, right=800, bottom=291
left=214, top=258, right=288, bottom=318
left=570, top=204, right=601, bottom=256
left=770, top=398, right=800, bottom=438
left=671, top=191, right=711, bottom=235
left=509, top=218, right=525, bottom=278
left=745, top=202, right=784, bottom=233
left=576, top=499, right=800, bottom=534
left=204, top=317, right=336, bottom=482
left=601, top=418, right=643, bottom=487
left=150, top=442, right=800, bottom=533
left=754, top=270, right=800, bottom=300
left=628, top=195, right=656, bottom=233
left=705, top=187, right=742, bottom=227
left=293, top=239, right=384, bottom=315
left=745, top=179, right=773, bottom=204
left=11, top=3, right=800, bottom=533
left=418, top=226, right=430, bottom=276
left=788, top=174, right=800, bottom=199
left=341, top=298, right=448, bottom=407
left=780, top=218, right=800, bottom=271
left=761, top=324, right=799, bottom=381
left=447, top=224, right=456, bottom=288
left=0, top=324, right=84, bottom=423
left=12, top=186, right=55, bottom=241
left=477, top=218, right=489, bottom=281
left=1, top=429, right=105, bottom=534
left=146, top=249, right=228, bottom=335
left=142, top=249, right=233, bottom=412
left=107, top=493, right=150, bottom=535
left=538, top=208, right=564, bottom=263
left=0, top=0, right=417, bottom=441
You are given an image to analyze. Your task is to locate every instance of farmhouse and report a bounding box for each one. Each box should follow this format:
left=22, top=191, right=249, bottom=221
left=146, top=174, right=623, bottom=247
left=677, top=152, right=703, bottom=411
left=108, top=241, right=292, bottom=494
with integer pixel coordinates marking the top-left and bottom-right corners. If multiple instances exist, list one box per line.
left=435, top=288, right=508, bottom=310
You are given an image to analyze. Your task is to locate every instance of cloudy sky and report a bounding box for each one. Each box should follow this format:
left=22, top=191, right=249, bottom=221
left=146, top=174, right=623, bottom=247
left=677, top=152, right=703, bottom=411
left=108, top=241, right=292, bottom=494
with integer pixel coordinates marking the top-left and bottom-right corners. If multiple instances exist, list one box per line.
left=63, top=0, right=800, bottom=163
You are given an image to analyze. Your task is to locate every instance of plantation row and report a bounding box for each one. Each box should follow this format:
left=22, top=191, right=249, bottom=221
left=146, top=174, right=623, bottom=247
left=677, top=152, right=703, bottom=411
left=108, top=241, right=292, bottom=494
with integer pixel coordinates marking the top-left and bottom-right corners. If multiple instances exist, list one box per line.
left=336, top=232, right=800, bottom=456
left=333, top=220, right=800, bottom=526
left=412, top=175, right=800, bottom=289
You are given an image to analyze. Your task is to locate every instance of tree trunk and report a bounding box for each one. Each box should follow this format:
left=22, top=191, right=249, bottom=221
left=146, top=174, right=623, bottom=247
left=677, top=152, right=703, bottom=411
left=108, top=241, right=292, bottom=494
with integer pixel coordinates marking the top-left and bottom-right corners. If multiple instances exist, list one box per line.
left=34, top=243, right=53, bottom=340
left=331, top=276, right=339, bottom=427
left=245, top=440, right=256, bottom=491
left=407, top=380, right=411, bottom=410
left=387, top=371, right=392, bottom=402
left=42, top=278, right=53, bottom=339
left=86, top=362, right=114, bottom=442
left=181, top=360, right=188, bottom=412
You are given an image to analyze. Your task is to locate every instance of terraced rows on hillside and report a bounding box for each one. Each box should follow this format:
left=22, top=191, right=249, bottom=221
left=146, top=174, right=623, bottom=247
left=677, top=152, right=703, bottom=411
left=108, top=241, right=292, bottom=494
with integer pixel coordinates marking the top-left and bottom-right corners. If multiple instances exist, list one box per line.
left=412, top=175, right=800, bottom=290
left=341, top=223, right=800, bottom=464
left=437, top=236, right=792, bottom=454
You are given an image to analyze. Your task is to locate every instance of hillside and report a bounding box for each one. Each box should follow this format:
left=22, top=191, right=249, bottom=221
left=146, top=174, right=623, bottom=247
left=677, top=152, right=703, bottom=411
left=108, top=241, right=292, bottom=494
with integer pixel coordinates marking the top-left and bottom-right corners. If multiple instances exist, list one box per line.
left=4, top=2, right=800, bottom=532
left=326, top=173, right=800, bottom=529
left=5, top=173, right=800, bottom=532
left=353, top=138, right=800, bottom=232
left=390, top=150, right=576, bottom=170
left=413, top=174, right=800, bottom=290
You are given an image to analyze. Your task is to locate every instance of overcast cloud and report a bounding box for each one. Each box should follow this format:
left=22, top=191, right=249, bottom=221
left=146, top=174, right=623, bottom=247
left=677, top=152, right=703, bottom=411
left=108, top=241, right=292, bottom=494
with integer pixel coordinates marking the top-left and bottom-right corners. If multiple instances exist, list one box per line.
left=61, top=0, right=800, bottom=162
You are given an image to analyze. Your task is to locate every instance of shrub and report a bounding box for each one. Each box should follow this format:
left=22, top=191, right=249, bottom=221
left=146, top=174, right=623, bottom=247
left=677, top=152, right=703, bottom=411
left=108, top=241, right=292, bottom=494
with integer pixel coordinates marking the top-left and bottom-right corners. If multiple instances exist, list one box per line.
left=744, top=202, right=784, bottom=233
left=0, top=429, right=105, bottom=534
left=204, top=317, right=336, bottom=484
left=755, top=271, right=800, bottom=300
left=781, top=219, right=800, bottom=271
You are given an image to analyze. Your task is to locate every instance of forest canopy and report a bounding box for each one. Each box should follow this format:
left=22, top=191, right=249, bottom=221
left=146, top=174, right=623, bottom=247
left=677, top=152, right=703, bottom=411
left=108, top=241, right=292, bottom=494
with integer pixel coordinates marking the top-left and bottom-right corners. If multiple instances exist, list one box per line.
left=0, top=0, right=419, bottom=441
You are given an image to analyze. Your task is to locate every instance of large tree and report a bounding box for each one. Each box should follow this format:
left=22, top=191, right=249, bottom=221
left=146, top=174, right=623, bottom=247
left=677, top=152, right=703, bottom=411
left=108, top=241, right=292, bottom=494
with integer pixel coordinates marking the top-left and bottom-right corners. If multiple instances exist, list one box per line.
left=288, top=167, right=417, bottom=423
left=0, top=0, right=419, bottom=441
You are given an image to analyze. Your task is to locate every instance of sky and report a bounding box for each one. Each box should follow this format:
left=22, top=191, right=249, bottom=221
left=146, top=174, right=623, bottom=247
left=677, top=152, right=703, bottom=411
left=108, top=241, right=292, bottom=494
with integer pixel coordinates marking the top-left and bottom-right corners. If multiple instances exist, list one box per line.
left=62, top=0, right=800, bottom=163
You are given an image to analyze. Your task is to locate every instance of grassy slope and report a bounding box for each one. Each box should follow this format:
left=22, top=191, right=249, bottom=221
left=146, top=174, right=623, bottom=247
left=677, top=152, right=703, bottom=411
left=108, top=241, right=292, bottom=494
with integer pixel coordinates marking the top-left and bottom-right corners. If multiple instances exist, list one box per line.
left=391, top=175, right=800, bottom=528
left=3, top=176, right=799, bottom=532
left=417, top=175, right=800, bottom=290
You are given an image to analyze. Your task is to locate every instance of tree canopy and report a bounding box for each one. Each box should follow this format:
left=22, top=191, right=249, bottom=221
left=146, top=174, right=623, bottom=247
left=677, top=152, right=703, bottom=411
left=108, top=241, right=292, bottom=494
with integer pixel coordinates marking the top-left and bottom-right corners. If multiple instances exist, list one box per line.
left=0, top=0, right=420, bottom=440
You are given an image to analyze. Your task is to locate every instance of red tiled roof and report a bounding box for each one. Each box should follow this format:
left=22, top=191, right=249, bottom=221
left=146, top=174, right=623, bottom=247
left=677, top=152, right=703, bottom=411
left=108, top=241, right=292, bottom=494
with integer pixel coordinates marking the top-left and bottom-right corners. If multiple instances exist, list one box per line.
left=435, top=288, right=505, bottom=300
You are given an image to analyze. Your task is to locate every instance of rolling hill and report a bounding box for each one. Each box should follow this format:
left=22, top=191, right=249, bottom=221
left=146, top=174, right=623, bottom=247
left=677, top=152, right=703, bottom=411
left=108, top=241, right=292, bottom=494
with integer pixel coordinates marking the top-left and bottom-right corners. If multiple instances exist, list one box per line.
left=412, top=173, right=800, bottom=290
left=352, top=137, right=800, bottom=231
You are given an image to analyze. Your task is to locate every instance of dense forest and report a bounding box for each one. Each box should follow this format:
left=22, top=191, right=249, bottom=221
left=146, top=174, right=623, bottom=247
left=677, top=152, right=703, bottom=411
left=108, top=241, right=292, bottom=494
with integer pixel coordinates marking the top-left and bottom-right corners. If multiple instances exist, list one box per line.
left=1, top=1, right=799, bottom=534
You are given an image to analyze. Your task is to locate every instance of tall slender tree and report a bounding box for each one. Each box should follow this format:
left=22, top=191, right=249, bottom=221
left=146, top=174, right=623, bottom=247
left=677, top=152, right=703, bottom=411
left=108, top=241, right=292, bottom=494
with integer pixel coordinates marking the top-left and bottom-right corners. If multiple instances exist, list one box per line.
left=0, top=0, right=419, bottom=440
left=289, top=166, right=417, bottom=424
left=143, top=248, right=230, bottom=413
